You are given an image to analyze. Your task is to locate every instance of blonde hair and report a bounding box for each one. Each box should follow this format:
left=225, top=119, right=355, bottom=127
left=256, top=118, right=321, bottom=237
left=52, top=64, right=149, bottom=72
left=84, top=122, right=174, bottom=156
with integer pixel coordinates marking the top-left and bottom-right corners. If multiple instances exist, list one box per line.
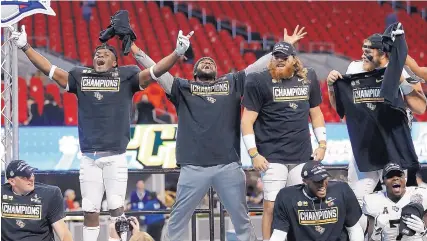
left=293, top=56, right=308, bottom=80
left=129, top=232, right=155, bottom=241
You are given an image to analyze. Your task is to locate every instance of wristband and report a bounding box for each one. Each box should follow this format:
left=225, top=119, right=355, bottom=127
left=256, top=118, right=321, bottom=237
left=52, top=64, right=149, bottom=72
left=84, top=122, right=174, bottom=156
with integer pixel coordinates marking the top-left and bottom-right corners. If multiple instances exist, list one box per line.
left=49, top=65, right=57, bottom=80
left=250, top=152, right=259, bottom=159
left=21, top=43, right=30, bottom=52
left=314, top=127, right=327, bottom=142
left=318, top=143, right=327, bottom=150
left=243, top=134, right=256, bottom=150
left=150, top=65, right=159, bottom=81
left=400, top=79, right=414, bottom=95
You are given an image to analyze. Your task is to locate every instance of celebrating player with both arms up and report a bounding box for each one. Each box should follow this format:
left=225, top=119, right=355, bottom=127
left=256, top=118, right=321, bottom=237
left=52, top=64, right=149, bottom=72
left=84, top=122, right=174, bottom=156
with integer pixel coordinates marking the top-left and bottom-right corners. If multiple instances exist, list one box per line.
left=9, top=16, right=193, bottom=241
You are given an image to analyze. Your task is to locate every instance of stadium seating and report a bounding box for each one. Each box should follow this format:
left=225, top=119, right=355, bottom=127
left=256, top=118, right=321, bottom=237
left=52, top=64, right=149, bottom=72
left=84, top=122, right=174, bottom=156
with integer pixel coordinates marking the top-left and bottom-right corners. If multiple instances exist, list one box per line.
left=189, top=1, right=426, bottom=65
left=5, top=1, right=427, bottom=125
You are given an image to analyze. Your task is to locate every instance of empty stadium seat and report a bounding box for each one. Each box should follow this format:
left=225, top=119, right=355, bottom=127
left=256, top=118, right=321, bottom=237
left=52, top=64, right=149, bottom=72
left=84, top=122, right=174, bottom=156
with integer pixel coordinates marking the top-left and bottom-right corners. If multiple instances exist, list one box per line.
left=29, top=77, right=44, bottom=115
left=20, top=1, right=427, bottom=124
left=62, top=92, right=78, bottom=126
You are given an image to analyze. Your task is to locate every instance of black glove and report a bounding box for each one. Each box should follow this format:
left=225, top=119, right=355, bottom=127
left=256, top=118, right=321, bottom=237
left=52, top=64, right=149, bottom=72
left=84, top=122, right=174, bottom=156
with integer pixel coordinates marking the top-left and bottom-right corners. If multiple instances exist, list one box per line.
left=381, top=22, right=404, bottom=53
left=99, top=10, right=137, bottom=56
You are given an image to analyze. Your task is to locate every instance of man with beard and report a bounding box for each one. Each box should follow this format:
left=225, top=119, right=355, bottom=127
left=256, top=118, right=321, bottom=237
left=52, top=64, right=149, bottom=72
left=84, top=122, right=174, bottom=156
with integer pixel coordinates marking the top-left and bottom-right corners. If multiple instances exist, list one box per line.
left=241, top=41, right=327, bottom=240
left=269, top=161, right=364, bottom=241
left=9, top=25, right=193, bottom=241
left=363, top=163, right=427, bottom=241
left=131, top=27, right=307, bottom=241
left=327, top=33, right=426, bottom=206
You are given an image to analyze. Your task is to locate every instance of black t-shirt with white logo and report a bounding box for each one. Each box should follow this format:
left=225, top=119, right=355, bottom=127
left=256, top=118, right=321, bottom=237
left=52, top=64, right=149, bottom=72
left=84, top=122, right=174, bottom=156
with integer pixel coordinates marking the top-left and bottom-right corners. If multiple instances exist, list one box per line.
left=168, top=71, right=245, bottom=166
left=242, top=68, right=322, bottom=164
left=1, top=183, right=65, bottom=241
left=334, top=68, right=418, bottom=171
left=67, top=65, right=141, bottom=153
left=273, top=181, right=361, bottom=241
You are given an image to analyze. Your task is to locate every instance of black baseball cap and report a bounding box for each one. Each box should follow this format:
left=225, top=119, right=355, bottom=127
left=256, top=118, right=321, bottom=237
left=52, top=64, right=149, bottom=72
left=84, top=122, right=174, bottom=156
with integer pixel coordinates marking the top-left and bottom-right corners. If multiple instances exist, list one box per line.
left=301, top=161, right=331, bottom=182
left=399, top=202, right=424, bottom=237
left=365, top=33, right=383, bottom=50
left=272, top=42, right=296, bottom=56
left=6, top=160, right=36, bottom=179
left=382, top=163, right=405, bottom=179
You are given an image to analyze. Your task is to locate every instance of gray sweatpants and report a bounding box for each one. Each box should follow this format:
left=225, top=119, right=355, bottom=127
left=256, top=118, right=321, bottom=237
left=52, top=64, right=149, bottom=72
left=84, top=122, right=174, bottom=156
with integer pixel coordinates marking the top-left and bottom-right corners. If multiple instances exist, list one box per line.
left=163, top=162, right=258, bottom=241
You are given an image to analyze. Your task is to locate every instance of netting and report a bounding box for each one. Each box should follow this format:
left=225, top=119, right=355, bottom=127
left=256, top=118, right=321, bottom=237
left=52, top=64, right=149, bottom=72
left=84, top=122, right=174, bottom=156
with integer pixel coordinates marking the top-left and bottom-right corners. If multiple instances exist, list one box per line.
left=1, top=24, right=19, bottom=174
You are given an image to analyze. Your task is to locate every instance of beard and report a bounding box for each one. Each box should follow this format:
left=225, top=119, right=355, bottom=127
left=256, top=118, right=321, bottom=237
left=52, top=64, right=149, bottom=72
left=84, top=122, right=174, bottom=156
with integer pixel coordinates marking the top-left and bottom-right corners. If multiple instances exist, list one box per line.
left=195, top=68, right=216, bottom=80
left=362, top=54, right=381, bottom=72
left=268, top=61, right=295, bottom=80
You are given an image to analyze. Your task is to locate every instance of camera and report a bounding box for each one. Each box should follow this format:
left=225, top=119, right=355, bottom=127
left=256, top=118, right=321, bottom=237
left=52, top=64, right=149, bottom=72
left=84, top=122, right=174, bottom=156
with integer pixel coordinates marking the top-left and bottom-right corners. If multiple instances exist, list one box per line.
left=115, top=216, right=134, bottom=234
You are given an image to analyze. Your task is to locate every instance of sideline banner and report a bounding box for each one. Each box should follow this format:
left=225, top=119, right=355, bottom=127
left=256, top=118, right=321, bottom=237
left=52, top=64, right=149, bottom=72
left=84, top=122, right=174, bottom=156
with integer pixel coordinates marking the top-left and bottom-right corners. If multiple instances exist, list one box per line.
left=2, top=123, right=427, bottom=171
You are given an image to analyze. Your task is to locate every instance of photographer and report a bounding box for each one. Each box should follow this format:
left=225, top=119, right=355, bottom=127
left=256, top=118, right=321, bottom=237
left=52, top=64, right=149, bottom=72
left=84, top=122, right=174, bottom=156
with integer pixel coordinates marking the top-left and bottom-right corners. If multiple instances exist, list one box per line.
left=109, top=216, right=154, bottom=241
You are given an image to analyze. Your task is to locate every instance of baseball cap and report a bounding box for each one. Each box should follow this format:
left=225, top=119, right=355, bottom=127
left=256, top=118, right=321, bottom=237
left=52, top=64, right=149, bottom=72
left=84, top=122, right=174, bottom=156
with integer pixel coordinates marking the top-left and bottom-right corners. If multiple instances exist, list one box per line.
left=301, top=161, right=331, bottom=182
left=365, top=33, right=383, bottom=50
left=272, top=42, right=296, bottom=56
left=399, top=202, right=424, bottom=237
left=382, top=163, right=404, bottom=179
left=6, top=160, right=36, bottom=179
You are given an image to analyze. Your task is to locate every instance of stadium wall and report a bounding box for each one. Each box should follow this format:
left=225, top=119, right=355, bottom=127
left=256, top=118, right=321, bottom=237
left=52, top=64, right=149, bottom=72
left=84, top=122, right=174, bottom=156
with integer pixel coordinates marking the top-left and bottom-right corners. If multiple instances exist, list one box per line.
left=3, top=123, right=427, bottom=172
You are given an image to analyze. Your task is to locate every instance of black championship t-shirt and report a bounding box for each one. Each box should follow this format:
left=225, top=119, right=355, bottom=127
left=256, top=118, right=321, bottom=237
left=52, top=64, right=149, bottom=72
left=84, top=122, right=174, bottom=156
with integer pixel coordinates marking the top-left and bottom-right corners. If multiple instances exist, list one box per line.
left=334, top=68, right=418, bottom=172
left=272, top=181, right=361, bottom=241
left=1, top=183, right=66, bottom=241
left=168, top=71, right=245, bottom=166
left=242, top=68, right=322, bottom=164
left=67, top=65, right=141, bottom=153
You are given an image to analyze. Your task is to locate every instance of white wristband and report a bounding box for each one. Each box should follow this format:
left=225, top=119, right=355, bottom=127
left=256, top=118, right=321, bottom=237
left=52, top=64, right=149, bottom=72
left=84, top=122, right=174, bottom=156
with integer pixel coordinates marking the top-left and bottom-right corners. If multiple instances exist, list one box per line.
left=400, top=79, right=414, bottom=95
left=314, top=127, right=327, bottom=142
left=150, top=65, right=159, bottom=81
left=243, top=134, right=256, bottom=150
left=49, top=65, right=57, bottom=80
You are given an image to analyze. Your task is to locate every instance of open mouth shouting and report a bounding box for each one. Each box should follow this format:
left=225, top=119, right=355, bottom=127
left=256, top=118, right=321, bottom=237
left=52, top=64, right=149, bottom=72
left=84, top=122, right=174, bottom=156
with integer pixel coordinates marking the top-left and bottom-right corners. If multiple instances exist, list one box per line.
left=391, top=182, right=402, bottom=193
left=96, top=58, right=106, bottom=66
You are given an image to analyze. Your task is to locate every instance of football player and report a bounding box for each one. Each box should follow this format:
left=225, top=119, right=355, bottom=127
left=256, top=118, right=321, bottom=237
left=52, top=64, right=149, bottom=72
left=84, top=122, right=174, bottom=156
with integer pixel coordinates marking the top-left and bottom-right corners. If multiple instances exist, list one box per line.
left=363, top=163, right=427, bottom=241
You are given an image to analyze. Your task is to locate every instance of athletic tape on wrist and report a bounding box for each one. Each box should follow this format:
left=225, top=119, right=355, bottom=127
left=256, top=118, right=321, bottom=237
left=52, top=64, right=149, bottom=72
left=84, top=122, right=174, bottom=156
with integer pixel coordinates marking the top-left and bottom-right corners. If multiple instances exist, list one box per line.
left=400, top=79, right=414, bottom=95
left=21, top=43, right=30, bottom=52
left=314, top=127, right=327, bottom=142
left=243, top=134, right=256, bottom=150
left=150, top=65, right=159, bottom=81
left=49, top=65, right=57, bottom=80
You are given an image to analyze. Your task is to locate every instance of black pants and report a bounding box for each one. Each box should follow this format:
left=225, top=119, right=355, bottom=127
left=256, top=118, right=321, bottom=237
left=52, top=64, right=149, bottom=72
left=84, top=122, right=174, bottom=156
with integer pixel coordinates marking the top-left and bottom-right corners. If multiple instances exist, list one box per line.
left=147, top=220, right=165, bottom=241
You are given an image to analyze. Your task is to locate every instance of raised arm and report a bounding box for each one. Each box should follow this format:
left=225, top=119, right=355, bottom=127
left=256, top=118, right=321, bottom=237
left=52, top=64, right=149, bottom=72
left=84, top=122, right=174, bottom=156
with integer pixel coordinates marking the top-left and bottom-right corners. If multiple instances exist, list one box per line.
left=405, top=55, right=427, bottom=81
left=9, top=25, right=69, bottom=89
left=131, top=43, right=175, bottom=94
left=244, top=25, right=307, bottom=75
left=137, top=30, right=193, bottom=91
left=400, top=70, right=427, bottom=114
